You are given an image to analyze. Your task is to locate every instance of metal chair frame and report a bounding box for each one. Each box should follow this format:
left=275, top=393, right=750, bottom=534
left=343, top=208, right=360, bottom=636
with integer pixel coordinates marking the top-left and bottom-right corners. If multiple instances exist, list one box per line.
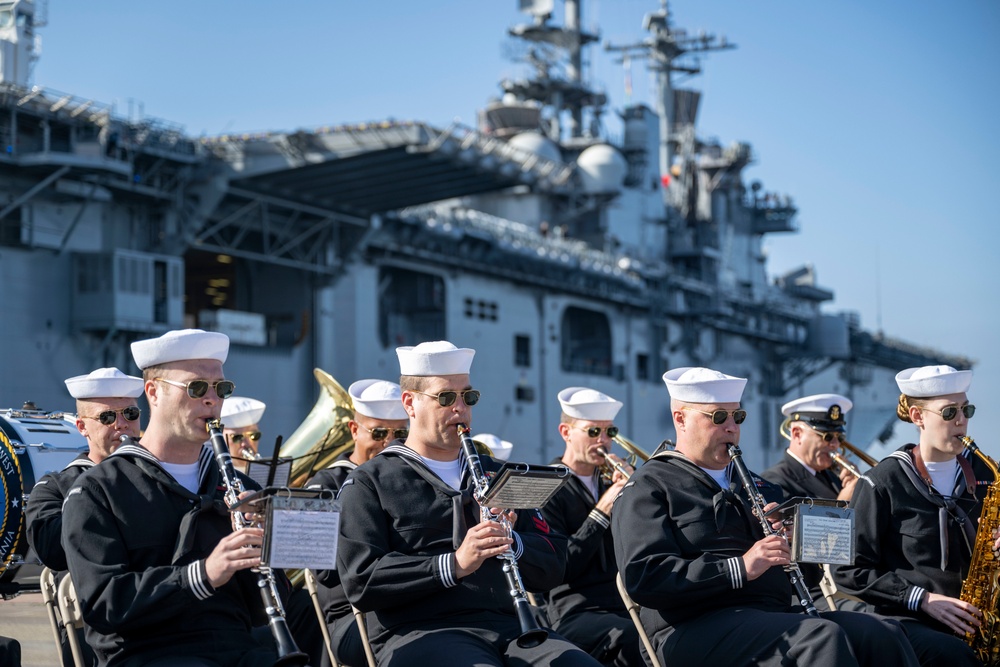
left=615, top=572, right=663, bottom=667
left=303, top=568, right=340, bottom=667
left=56, top=572, right=86, bottom=667
left=352, top=605, right=377, bottom=667
left=40, top=567, right=66, bottom=665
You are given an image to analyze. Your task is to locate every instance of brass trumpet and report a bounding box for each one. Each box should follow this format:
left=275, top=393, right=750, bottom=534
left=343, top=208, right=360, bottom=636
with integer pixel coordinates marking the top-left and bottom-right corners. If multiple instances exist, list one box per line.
left=831, top=440, right=878, bottom=478
left=597, top=447, right=631, bottom=480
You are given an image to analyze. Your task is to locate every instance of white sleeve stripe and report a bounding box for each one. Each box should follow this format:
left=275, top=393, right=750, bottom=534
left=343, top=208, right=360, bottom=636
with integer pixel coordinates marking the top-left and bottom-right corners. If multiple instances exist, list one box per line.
left=907, top=586, right=926, bottom=611
left=188, top=562, right=212, bottom=600
left=588, top=509, right=611, bottom=529
left=726, top=557, right=744, bottom=589
left=511, top=532, right=524, bottom=560
left=438, top=554, right=457, bottom=588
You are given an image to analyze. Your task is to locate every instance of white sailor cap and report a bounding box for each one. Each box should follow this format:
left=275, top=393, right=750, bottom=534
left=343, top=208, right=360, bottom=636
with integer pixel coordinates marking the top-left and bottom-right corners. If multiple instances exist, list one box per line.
left=131, top=329, right=229, bottom=370
left=396, top=341, right=475, bottom=377
left=558, top=387, right=623, bottom=421
left=896, top=365, right=972, bottom=398
left=220, top=396, right=266, bottom=429
left=474, top=433, right=514, bottom=462
left=349, top=379, right=408, bottom=420
left=64, top=367, right=144, bottom=400
left=782, top=393, right=852, bottom=432
left=663, top=367, right=747, bottom=404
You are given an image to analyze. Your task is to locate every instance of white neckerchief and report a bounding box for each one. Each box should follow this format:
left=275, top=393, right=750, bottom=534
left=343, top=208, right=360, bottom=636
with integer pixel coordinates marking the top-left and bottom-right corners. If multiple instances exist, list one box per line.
left=160, top=460, right=201, bottom=494
left=419, top=455, right=463, bottom=490
left=924, top=458, right=959, bottom=497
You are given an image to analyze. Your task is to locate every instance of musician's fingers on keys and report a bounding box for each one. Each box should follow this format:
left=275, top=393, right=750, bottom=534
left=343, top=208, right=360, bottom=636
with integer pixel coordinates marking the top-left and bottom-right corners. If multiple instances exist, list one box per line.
left=743, top=535, right=791, bottom=580
left=205, top=528, right=264, bottom=587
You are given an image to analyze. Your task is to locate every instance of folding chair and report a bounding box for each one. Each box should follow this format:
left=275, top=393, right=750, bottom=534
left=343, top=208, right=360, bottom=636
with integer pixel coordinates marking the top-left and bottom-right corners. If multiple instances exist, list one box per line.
left=615, top=572, right=662, bottom=667
left=40, top=567, right=66, bottom=665
left=819, top=563, right=865, bottom=610
left=56, top=572, right=87, bottom=667
left=352, top=605, right=377, bottom=667
left=303, top=568, right=340, bottom=667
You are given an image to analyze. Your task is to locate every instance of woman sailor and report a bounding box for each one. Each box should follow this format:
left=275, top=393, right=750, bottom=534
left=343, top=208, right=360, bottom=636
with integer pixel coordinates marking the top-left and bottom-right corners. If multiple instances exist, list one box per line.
left=832, top=365, right=991, bottom=666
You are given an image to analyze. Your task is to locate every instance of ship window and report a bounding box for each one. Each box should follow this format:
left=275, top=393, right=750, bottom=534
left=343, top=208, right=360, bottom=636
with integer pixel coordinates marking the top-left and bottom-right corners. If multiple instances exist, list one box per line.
left=560, top=306, right=612, bottom=376
left=464, top=297, right=498, bottom=322
left=514, top=334, right=531, bottom=368
left=636, top=353, right=649, bottom=381
left=379, top=267, right=446, bottom=348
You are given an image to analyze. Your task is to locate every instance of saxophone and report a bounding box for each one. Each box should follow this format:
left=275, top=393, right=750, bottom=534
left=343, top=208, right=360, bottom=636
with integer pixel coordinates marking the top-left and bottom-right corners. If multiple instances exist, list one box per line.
left=959, top=435, right=1000, bottom=665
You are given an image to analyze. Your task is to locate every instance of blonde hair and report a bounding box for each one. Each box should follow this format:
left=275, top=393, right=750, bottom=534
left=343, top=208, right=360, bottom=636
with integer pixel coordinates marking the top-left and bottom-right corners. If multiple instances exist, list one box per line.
left=896, top=394, right=931, bottom=423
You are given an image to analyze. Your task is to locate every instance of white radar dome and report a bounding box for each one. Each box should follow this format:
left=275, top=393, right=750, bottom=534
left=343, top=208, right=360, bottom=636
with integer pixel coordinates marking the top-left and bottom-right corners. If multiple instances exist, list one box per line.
left=508, top=132, right=563, bottom=164
left=576, top=144, right=627, bottom=194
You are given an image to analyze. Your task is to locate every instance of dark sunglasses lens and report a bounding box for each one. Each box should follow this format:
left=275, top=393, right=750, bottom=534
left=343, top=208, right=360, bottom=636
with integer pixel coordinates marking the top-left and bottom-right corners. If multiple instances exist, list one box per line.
left=940, top=406, right=958, bottom=421
left=711, top=411, right=728, bottom=425
left=436, top=392, right=458, bottom=407
left=394, top=429, right=409, bottom=440
left=231, top=434, right=244, bottom=443
left=464, top=390, right=481, bottom=406
left=586, top=426, right=601, bottom=438
left=370, top=427, right=389, bottom=441
left=964, top=405, right=976, bottom=419
left=607, top=426, right=620, bottom=438
left=98, top=411, right=117, bottom=425
left=123, top=406, right=140, bottom=421
left=216, top=381, right=235, bottom=399
left=734, top=410, right=747, bottom=424
left=248, top=431, right=261, bottom=441
left=186, top=381, right=209, bottom=398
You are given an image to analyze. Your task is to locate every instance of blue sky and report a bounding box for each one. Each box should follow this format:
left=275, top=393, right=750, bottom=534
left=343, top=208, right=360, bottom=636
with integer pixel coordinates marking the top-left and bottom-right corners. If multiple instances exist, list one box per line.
left=34, top=0, right=1000, bottom=455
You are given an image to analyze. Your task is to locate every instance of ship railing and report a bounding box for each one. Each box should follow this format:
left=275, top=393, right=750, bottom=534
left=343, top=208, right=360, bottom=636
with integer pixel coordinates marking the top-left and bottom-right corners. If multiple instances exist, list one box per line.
left=399, top=204, right=646, bottom=288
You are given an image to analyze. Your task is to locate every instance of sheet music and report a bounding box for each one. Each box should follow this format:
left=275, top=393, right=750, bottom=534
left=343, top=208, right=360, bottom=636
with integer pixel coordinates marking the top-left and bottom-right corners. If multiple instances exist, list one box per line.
left=265, top=508, right=340, bottom=570
left=482, top=471, right=567, bottom=509
left=795, top=508, right=854, bottom=565
left=245, top=458, right=292, bottom=487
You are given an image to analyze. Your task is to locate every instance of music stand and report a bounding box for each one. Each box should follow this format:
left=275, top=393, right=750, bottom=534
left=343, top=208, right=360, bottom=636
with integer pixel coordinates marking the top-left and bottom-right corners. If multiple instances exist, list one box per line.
left=765, top=496, right=855, bottom=565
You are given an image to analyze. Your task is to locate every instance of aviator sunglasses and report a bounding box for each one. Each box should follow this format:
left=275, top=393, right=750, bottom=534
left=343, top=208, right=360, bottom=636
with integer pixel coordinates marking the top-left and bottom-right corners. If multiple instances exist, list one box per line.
left=83, top=406, right=141, bottom=426
left=230, top=431, right=261, bottom=444
left=576, top=425, right=620, bottom=439
left=411, top=389, right=481, bottom=407
left=922, top=404, right=976, bottom=422
left=807, top=427, right=846, bottom=443
left=153, top=377, right=236, bottom=399
left=361, top=425, right=409, bottom=442
left=682, top=407, right=748, bottom=425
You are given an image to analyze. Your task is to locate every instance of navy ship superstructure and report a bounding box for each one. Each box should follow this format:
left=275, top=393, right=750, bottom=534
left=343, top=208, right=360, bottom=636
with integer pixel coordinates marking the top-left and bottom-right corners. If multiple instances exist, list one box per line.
left=0, top=0, right=969, bottom=475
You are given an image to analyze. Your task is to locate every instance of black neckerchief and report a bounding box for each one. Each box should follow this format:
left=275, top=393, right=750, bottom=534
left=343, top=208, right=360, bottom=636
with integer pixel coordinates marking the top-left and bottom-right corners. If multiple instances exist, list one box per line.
left=891, top=444, right=977, bottom=569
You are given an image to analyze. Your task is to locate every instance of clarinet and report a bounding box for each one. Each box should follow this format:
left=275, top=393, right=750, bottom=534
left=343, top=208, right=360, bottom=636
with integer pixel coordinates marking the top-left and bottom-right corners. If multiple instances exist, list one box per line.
left=457, top=423, right=548, bottom=648
left=207, top=419, right=311, bottom=666
left=727, top=443, right=820, bottom=617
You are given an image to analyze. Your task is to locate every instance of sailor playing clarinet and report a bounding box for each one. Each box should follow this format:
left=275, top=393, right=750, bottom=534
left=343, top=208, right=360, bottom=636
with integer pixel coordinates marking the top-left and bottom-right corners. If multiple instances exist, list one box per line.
left=336, top=340, right=600, bottom=667
left=611, top=366, right=919, bottom=667
left=62, top=329, right=288, bottom=667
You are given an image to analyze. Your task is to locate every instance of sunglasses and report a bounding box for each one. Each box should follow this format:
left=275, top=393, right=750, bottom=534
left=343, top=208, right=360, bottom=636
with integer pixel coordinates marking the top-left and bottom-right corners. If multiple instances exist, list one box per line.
left=83, top=406, right=141, bottom=426
left=576, top=425, right=620, bottom=439
left=361, top=425, right=409, bottom=442
left=229, top=431, right=261, bottom=444
left=412, top=389, right=481, bottom=407
left=682, top=407, right=748, bottom=425
left=922, top=404, right=976, bottom=422
left=154, top=377, right=236, bottom=399
left=808, top=427, right=846, bottom=443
